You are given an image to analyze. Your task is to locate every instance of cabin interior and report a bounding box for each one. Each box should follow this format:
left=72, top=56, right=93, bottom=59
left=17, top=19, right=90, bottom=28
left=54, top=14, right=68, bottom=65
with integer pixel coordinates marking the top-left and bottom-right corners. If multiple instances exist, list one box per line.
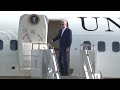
left=47, top=20, right=61, bottom=59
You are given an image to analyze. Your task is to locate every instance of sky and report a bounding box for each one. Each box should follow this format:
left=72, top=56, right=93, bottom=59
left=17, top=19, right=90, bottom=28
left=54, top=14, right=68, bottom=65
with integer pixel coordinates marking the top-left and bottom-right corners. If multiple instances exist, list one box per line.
left=1, top=11, right=120, bottom=19
left=0, top=11, right=120, bottom=23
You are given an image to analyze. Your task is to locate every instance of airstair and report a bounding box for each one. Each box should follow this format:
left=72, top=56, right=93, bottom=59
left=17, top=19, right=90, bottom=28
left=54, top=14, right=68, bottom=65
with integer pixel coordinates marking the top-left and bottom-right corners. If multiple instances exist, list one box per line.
left=80, top=44, right=103, bottom=79
left=31, top=43, right=60, bottom=79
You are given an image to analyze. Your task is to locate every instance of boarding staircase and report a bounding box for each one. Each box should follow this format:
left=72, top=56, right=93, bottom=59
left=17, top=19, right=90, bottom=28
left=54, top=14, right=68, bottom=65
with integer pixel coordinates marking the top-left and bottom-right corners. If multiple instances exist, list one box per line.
left=80, top=44, right=103, bottom=79
left=31, top=43, right=60, bottom=79
left=18, top=42, right=61, bottom=79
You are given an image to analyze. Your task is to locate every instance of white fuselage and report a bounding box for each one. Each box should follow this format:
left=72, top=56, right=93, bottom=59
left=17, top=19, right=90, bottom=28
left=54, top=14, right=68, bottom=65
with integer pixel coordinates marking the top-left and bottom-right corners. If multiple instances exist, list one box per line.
left=0, top=12, right=120, bottom=78
left=68, top=17, right=120, bottom=78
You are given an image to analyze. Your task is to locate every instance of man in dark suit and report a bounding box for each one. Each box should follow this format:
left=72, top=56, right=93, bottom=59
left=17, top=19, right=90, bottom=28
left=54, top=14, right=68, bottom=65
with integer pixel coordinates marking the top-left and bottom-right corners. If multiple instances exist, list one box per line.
left=52, top=20, right=72, bottom=76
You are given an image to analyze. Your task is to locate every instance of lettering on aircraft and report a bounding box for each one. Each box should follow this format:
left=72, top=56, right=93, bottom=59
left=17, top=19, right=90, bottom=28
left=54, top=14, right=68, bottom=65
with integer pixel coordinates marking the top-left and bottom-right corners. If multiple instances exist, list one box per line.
left=78, top=17, right=120, bottom=32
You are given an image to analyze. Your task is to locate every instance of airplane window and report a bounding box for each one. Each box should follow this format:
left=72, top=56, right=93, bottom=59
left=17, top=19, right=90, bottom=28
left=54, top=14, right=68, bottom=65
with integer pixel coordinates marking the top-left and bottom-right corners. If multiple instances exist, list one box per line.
left=0, top=40, right=3, bottom=50
left=83, top=41, right=91, bottom=50
left=98, top=41, right=105, bottom=52
left=10, top=40, right=18, bottom=51
left=112, top=42, right=119, bottom=52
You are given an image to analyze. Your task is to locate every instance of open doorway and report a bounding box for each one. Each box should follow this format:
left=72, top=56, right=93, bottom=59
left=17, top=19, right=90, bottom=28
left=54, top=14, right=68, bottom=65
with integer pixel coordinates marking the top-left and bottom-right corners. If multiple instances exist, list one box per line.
left=47, top=19, right=71, bottom=75
left=47, top=20, right=61, bottom=59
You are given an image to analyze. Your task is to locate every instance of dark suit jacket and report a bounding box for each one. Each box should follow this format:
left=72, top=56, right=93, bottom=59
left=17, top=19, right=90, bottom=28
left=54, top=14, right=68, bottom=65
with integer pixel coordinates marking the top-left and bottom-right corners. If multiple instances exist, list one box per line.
left=53, top=28, right=72, bottom=49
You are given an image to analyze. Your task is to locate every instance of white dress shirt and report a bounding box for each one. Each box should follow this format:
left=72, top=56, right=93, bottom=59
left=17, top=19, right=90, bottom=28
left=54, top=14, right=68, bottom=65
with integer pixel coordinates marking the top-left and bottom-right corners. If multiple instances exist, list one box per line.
left=61, top=27, right=66, bottom=36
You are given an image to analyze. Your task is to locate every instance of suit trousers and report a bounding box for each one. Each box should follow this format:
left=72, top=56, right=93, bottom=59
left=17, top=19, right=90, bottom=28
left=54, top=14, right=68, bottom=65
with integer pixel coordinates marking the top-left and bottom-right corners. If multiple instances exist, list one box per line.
left=58, top=48, right=68, bottom=75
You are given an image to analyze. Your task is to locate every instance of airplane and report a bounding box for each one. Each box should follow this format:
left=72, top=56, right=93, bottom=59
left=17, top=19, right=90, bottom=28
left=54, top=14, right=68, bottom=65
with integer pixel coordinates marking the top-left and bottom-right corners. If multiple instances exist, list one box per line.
left=0, top=11, right=120, bottom=79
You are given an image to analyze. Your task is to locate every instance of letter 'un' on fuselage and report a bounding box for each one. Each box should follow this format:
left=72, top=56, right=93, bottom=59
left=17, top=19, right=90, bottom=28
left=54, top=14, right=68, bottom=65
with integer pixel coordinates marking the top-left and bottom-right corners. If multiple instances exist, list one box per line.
left=78, top=17, right=120, bottom=32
